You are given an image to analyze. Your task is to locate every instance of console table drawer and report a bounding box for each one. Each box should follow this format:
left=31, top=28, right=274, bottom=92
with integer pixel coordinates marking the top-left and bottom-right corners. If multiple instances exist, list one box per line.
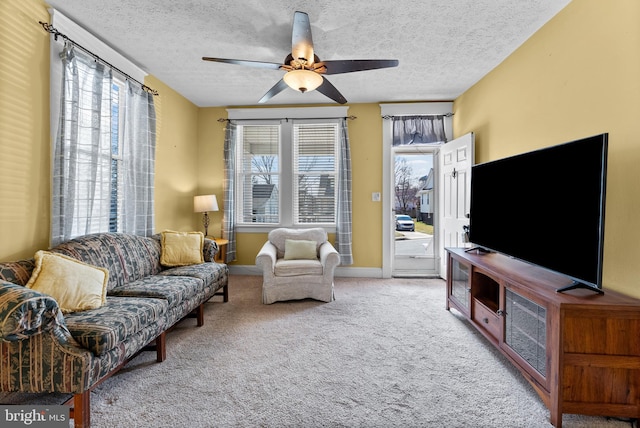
left=473, top=300, right=501, bottom=340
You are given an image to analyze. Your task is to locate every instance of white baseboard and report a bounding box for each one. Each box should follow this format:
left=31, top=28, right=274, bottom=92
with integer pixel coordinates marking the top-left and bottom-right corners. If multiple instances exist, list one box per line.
left=228, top=265, right=384, bottom=278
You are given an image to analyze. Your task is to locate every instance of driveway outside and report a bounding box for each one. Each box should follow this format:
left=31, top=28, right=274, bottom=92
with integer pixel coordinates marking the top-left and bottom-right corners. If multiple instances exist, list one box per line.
left=395, top=231, right=433, bottom=257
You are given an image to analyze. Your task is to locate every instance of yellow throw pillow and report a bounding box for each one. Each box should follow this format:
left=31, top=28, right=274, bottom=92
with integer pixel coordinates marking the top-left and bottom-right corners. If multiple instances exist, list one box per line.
left=26, top=251, right=108, bottom=314
left=160, top=230, right=205, bottom=266
left=283, top=239, right=318, bottom=260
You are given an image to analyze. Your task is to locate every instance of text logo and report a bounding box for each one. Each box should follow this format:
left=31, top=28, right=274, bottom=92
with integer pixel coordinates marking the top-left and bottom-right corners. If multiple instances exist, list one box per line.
left=1, top=406, right=68, bottom=427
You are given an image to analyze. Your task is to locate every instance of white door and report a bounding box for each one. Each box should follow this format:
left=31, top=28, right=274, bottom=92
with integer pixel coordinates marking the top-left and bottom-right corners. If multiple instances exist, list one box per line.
left=438, top=132, right=474, bottom=279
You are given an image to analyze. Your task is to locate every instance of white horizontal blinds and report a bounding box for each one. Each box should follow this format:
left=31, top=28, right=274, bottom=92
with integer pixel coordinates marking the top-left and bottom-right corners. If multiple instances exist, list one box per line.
left=293, top=123, right=338, bottom=224
left=109, top=81, right=123, bottom=233
left=239, top=125, right=280, bottom=224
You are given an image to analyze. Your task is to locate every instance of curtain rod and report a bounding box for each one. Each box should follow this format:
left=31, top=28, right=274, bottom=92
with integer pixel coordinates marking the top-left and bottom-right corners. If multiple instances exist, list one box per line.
left=39, top=21, right=159, bottom=96
left=217, top=115, right=357, bottom=122
left=382, top=113, right=453, bottom=119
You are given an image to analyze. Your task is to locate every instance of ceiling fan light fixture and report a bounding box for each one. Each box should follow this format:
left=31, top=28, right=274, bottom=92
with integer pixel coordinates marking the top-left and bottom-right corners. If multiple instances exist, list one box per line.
left=202, top=11, right=398, bottom=103
left=283, top=69, right=323, bottom=93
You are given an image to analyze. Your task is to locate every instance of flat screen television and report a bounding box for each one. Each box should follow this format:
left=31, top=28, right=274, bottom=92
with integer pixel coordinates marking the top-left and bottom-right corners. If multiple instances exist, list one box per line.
left=468, top=133, right=608, bottom=294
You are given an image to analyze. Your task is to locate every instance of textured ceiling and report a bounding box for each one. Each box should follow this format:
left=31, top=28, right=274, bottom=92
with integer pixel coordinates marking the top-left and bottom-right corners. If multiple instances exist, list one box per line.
left=45, top=0, right=571, bottom=107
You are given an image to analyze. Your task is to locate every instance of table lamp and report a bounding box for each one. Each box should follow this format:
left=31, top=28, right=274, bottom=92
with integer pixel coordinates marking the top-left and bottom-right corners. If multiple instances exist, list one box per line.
left=193, top=194, right=219, bottom=237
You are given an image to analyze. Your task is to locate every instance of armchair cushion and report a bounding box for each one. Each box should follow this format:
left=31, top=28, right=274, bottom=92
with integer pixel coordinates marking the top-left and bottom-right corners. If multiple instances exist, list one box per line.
left=284, top=239, right=318, bottom=260
left=275, top=259, right=324, bottom=277
left=268, top=228, right=326, bottom=259
left=26, top=251, right=108, bottom=314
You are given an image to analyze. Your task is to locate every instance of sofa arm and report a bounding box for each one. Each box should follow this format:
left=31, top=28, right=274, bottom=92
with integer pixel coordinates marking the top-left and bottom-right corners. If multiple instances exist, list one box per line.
left=203, top=238, right=219, bottom=262
left=256, top=242, right=277, bottom=276
left=0, top=280, right=64, bottom=342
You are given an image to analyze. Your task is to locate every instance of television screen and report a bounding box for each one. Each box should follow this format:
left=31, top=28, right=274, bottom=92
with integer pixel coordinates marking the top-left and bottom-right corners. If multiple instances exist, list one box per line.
left=468, top=133, right=608, bottom=292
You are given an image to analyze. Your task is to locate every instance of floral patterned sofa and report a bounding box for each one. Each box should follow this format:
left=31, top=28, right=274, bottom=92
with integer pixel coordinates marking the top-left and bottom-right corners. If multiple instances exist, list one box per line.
left=0, top=232, right=228, bottom=427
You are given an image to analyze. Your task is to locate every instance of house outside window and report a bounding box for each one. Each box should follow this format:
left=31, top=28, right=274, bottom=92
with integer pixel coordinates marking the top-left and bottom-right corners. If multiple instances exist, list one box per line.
left=236, top=120, right=339, bottom=227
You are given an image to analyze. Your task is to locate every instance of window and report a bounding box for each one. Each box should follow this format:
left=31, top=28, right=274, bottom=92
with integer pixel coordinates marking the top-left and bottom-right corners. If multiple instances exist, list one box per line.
left=236, top=120, right=339, bottom=227
left=49, top=12, right=156, bottom=246
left=294, top=123, right=337, bottom=223
left=110, top=80, right=124, bottom=232
left=238, top=125, right=280, bottom=224
left=51, top=41, right=156, bottom=246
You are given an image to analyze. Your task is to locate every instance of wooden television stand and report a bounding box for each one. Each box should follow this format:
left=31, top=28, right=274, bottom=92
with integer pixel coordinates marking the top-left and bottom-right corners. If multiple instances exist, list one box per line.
left=445, top=248, right=640, bottom=428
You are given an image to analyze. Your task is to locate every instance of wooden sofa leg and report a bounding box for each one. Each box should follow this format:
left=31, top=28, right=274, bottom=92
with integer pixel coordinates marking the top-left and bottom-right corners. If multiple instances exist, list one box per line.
left=73, top=391, right=90, bottom=428
left=197, top=303, right=204, bottom=327
left=223, top=284, right=229, bottom=302
left=156, top=332, right=166, bottom=362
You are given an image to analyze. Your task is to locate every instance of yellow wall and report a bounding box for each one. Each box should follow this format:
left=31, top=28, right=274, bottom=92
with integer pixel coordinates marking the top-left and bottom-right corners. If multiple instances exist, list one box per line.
left=454, top=0, right=640, bottom=297
left=346, top=103, right=384, bottom=268
left=0, top=0, right=51, bottom=260
left=149, top=75, right=201, bottom=233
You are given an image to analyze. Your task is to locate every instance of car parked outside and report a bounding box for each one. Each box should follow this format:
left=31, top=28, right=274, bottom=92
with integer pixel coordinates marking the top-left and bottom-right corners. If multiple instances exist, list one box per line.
left=395, top=214, right=415, bottom=232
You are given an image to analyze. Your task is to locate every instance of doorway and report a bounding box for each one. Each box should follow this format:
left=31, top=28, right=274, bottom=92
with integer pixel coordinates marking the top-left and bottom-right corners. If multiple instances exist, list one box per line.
left=379, top=102, right=454, bottom=279
left=393, top=150, right=437, bottom=277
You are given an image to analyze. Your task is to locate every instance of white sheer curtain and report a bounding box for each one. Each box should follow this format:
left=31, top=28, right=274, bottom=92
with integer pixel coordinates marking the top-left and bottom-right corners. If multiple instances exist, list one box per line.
left=335, top=118, right=353, bottom=265
left=51, top=41, right=113, bottom=246
left=120, top=81, right=156, bottom=236
left=51, top=41, right=156, bottom=246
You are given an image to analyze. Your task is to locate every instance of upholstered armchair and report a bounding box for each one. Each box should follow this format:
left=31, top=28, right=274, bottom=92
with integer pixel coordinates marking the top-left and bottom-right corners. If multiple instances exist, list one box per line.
left=256, top=228, right=340, bottom=304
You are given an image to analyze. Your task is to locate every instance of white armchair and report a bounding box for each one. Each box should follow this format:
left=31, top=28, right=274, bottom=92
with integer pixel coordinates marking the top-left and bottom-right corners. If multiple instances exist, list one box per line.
left=256, top=228, right=340, bottom=304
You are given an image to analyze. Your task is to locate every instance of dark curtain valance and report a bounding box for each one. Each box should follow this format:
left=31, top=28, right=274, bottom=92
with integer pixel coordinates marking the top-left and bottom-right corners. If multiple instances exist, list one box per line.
left=392, top=115, right=447, bottom=146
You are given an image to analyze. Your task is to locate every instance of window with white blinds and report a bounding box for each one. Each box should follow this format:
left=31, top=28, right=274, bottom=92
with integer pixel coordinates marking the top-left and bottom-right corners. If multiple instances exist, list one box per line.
left=236, top=120, right=339, bottom=226
left=238, top=125, right=280, bottom=224
left=293, top=123, right=338, bottom=223
left=110, top=79, right=124, bottom=232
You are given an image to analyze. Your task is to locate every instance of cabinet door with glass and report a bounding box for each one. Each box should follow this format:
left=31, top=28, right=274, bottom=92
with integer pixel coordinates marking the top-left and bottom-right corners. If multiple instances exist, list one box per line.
left=447, top=255, right=471, bottom=316
left=501, top=285, right=548, bottom=388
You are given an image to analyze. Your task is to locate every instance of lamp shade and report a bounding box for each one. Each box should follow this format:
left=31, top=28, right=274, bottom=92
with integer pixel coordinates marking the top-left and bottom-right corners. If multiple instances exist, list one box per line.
left=283, top=69, right=323, bottom=93
left=194, top=194, right=219, bottom=213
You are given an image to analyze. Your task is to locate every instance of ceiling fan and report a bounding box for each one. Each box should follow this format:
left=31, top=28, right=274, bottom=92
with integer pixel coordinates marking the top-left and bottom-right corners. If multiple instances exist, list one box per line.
left=202, top=11, right=399, bottom=104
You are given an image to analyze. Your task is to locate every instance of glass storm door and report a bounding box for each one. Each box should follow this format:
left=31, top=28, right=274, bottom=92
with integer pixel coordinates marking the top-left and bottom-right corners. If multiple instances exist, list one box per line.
left=393, top=151, right=437, bottom=277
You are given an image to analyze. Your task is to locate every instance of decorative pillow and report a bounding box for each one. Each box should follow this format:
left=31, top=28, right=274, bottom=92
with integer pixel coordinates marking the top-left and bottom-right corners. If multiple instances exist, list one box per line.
left=284, top=239, right=318, bottom=260
left=25, top=251, right=108, bottom=314
left=160, top=230, right=204, bottom=266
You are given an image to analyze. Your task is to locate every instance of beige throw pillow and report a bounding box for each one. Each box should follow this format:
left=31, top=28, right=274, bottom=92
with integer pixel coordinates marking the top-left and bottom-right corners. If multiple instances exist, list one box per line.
left=160, top=230, right=205, bottom=266
left=26, top=251, right=109, bottom=313
left=283, top=239, right=318, bottom=260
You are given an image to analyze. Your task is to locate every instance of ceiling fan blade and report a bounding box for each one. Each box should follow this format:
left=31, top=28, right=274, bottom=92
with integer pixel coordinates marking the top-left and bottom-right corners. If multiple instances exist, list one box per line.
left=316, top=77, right=347, bottom=104
left=321, top=59, right=399, bottom=75
left=202, top=57, right=283, bottom=70
left=291, top=11, right=314, bottom=63
left=258, top=79, right=289, bottom=104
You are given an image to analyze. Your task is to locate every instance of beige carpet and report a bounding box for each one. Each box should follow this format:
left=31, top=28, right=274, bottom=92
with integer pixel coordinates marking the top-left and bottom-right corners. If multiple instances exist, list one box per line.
left=2, top=276, right=635, bottom=427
